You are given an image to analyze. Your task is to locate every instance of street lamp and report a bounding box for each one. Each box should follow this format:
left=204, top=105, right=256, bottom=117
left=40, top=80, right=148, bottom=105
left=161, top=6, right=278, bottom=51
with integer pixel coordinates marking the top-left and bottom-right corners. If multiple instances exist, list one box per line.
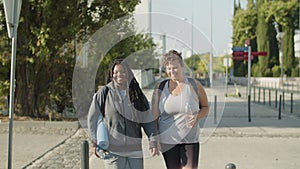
left=209, top=0, right=213, bottom=88
left=159, top=32, right=166, bottom=77
left=276, top=32, right=284, bottom=86
left=181, top=17, right=194, bottom=72
left=191, top=14, right=194, bottom=71
left=148, top=0, right=152, bottom=38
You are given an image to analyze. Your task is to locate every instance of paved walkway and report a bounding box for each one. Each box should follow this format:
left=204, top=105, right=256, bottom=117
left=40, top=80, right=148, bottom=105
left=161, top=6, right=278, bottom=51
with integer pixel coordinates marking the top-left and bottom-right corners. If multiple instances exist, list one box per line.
left=0, top=121, right=80, bottom=169
left=0, top=85, right=299, bottom=169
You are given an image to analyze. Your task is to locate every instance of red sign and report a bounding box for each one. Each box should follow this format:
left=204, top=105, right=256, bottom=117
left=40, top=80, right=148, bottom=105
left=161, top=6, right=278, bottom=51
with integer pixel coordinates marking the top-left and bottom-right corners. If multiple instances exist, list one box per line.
left=232, top=51, right=268, bottom=57
left=232, top=55, right=254, bottom=61
left=232, top=51, right=247, bottom=57
left=251, top=52, right=267, bottom=56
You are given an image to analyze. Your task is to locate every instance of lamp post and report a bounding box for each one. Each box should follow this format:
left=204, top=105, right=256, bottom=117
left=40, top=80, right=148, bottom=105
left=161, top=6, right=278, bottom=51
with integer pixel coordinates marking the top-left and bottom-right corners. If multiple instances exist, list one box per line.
left=191, top=0, right=194, bottom=71
left=148, top=0, right=152, bottom=38
left=191, top=0, right=195, bottom=74
left=160, top=32, right=166, bottom=77
left=276, top=32, right=284, bottom=86
left=182, top=15, right=194, bottom=73
left=209, top=0, right=213, bottom=88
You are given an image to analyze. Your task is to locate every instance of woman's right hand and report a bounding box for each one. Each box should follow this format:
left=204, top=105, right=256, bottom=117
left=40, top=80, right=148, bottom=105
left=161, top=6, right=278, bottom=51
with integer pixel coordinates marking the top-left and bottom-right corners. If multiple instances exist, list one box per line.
left=92, top=142, right=101, bottom=158
left=94, top=147, right=100, bottom=158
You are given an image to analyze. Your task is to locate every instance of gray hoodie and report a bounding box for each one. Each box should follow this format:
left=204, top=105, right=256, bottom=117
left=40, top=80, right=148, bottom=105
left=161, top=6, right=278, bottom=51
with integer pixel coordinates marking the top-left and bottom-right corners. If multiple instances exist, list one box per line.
left=87, top=82, right=157, bottom=153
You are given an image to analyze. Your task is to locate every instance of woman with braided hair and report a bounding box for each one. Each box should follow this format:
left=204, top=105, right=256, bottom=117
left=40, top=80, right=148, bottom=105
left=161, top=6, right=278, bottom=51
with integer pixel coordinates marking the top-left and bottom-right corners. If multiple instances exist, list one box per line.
left=87, top=59, right=159, bottom=169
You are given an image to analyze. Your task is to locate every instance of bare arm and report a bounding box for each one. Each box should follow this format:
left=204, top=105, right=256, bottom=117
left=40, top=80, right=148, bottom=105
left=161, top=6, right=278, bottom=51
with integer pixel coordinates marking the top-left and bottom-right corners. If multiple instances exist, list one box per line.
left=195, top=80, right=209, bottom=121
left=150, top=83, right=163, bottom=154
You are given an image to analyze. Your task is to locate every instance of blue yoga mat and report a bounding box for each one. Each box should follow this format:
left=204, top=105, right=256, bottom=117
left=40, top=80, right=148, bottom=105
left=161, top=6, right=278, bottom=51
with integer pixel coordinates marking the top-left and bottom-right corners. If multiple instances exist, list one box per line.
left=97, top=115, right=109, bottom=150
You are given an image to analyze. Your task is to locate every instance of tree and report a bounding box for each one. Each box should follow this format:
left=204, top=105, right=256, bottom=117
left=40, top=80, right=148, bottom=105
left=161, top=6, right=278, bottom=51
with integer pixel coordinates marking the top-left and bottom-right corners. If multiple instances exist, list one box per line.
left=231, top=0, right=299, bottom=77
left=0, top=0, right=156, bottom=117
left=253, top=0, right=279, bottom=77
left=263, top=0, right=298, bottom=76
left=256, top=0, right=272, bottom=77
left=11, top=0, right=85, bottom=116
left=96, top=34, right=157, bottom=86
left=232, top=0, right=257, bottom=76
left=184, top=53, right=201, bottom=72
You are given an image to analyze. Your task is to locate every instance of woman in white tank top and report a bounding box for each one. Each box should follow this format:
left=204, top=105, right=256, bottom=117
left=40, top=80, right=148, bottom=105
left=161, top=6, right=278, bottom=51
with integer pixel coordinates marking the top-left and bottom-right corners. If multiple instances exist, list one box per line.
left=152, top=50, right=209, bottom=169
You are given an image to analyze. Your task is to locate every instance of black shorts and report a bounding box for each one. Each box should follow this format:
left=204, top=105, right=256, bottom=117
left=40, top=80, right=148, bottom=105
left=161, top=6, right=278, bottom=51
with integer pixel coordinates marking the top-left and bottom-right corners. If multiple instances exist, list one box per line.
left=161, top=143, right=200, bottom=169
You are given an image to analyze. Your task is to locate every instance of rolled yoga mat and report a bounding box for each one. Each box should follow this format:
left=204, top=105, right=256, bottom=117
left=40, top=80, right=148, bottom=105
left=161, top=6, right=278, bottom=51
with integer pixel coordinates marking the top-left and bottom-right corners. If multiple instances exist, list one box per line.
left=97, top=115, right=109, bottom=150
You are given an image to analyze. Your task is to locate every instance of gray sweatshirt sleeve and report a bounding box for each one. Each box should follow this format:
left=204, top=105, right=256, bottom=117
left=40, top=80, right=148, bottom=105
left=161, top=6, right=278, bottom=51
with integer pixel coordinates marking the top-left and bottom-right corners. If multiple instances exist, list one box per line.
left=141, top=110, right=158, bottom=144
left=87, top=91, right=102, bottom=144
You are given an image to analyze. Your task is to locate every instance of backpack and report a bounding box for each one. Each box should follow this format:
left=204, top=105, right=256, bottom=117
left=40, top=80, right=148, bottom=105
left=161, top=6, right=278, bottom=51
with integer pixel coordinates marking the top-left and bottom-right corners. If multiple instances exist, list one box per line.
left=99, top=86, right=109, bottom=117
left=157, top=78, right=201, bottom=108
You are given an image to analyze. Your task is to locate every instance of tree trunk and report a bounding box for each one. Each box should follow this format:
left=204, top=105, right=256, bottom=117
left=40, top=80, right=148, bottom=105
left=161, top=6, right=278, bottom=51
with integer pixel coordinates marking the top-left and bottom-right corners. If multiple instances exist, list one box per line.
left=14, top=1, right=33, bottom=116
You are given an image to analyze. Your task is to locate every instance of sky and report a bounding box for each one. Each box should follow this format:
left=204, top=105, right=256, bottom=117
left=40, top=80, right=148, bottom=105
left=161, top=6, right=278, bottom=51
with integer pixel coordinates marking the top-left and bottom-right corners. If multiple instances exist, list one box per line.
left=134, top=0, right=247, bottom=57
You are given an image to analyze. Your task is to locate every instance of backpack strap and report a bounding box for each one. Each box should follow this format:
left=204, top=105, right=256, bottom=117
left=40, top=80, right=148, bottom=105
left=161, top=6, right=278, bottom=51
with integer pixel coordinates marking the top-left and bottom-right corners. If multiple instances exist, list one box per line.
left=100, top=86, right=109, bottom=117
left=158, top=79, right=168, bottom=91
left=187, top=77, right=199, bottom=98
left=187, top=77, right=201, bottom=108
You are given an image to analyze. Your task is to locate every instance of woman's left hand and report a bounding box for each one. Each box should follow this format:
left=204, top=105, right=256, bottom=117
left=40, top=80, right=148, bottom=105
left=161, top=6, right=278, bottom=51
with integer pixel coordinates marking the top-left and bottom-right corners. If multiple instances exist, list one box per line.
left=185, top=113, right=197, bottom=128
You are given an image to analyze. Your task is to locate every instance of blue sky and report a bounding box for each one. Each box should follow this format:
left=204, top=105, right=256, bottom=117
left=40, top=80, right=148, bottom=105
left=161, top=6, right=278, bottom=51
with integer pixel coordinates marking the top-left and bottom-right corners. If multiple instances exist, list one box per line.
left=135, top=0, right=247, bottom=56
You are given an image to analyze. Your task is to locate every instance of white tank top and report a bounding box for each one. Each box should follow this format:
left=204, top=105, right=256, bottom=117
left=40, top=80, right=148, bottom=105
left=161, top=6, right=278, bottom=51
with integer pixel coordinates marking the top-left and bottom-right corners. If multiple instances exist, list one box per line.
left=158, top=78, right=200, bottom=144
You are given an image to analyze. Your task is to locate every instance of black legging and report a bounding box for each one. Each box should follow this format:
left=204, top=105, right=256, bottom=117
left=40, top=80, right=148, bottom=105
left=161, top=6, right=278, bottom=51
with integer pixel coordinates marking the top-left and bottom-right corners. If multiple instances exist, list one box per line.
left=161, top=143, right=199, bottom=169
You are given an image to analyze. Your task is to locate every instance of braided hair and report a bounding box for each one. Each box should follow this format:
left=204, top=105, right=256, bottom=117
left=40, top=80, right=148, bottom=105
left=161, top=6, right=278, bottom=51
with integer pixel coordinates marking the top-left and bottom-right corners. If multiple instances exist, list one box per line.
left=107, top=59, right=149, bottom=112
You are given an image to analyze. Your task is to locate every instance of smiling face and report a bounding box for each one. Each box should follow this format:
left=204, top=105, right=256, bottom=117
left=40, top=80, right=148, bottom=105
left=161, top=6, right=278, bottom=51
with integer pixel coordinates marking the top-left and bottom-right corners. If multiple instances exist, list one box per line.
left=112, top=64, right=127, bottom=88
left=165, top=59, right=184, bottom=81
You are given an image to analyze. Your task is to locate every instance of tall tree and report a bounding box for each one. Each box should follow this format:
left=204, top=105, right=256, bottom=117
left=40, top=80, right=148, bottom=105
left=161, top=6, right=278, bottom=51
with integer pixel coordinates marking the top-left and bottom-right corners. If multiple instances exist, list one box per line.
left=264, top=0, right=298, bottom=76
left=13, top=0, right=84, bottom=116
left=232, top=0, right=257, bottom=76
left=0, top=0, right=155, bottom=117
left=256, top=0, right=272, bottom=77
left=234, top=0, right=242, bottom=15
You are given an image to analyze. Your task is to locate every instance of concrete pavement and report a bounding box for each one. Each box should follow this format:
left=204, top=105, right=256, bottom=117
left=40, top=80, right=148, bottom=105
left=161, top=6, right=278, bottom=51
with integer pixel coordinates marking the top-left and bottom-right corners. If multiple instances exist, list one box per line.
left=90, top=88, right=300, bottom=169
left=0, top=121, right=80, bottom=169
left=0, top=85, right=299, bottom=169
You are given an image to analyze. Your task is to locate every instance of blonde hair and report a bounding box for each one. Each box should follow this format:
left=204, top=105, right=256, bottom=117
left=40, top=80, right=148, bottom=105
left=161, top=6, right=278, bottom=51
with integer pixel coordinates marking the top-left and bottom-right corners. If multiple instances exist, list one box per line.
left=161, top=50, right=184, bottom=67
